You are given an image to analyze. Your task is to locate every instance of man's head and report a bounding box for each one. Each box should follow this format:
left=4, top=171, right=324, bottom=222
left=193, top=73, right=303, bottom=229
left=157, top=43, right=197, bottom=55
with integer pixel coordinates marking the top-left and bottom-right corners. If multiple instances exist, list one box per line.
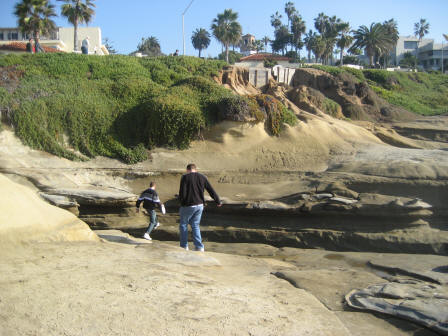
left=28, top=38, right=33, bottom=42
left=150, top=181, right=156, bottom=189
left=186, top=163, right=197, bottom=172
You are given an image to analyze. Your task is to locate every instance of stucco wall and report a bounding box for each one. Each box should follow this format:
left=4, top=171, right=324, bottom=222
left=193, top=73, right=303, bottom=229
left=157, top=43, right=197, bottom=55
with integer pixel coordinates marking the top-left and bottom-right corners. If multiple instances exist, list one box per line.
left=58, top=27, right=104, bottom=54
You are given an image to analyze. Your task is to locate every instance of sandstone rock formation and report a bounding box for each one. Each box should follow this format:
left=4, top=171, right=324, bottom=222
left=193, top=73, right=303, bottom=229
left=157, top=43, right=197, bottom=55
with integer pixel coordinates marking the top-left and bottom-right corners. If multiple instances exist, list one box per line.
left=291, top=68, right=416, bottom=121
left=0, top=174, right=98, bottom=245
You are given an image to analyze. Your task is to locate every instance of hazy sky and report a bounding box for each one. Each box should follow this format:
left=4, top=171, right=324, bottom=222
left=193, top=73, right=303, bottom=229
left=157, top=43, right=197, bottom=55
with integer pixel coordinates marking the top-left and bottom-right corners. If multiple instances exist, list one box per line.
left=1, top=0, right=447, bottom=56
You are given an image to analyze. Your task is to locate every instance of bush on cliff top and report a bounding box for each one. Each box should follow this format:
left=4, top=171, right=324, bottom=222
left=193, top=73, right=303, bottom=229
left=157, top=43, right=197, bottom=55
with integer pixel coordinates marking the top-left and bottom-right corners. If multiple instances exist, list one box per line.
left=0, top=53, right=297, bottom=163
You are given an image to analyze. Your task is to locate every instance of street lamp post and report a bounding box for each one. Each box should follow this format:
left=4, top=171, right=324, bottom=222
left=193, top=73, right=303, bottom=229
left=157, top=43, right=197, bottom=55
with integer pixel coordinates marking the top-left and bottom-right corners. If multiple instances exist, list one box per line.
left=442, top=40, right=444, bottom=74
left=182, top=0, right=195, bottom=56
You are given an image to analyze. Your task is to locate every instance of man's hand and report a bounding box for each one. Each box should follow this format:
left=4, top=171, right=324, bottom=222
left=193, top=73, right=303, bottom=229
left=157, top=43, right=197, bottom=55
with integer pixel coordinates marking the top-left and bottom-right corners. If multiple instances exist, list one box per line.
left=217, top=203, right=223, bottom=207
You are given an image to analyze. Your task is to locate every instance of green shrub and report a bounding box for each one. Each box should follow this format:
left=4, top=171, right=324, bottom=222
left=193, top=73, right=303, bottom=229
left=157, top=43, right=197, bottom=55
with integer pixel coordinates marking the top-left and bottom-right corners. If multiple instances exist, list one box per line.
left=322, top=98, right=342, bottom=118
left=254, top=94, right=297, bottom=135
left=0, top=53, right=299, bottom=163
left=309, top=65, right=365, bottom=82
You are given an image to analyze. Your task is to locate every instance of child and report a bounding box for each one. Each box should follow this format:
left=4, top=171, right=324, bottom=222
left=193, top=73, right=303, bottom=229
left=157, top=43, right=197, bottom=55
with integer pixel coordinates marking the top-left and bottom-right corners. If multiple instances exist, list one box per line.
left=136, top=182, right=166, bottom=240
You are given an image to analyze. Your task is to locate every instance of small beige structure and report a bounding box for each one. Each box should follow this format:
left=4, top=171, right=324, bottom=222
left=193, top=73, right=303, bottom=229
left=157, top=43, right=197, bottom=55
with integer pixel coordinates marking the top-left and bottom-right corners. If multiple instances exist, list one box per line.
left=0, top=26, right=109, bottom=55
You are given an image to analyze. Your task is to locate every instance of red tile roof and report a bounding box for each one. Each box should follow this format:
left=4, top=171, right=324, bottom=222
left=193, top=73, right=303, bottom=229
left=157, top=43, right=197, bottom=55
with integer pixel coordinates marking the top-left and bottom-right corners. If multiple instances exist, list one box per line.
left=0, top=42, right=62, bottom=53
left=239, top=53, right=291, bottom=61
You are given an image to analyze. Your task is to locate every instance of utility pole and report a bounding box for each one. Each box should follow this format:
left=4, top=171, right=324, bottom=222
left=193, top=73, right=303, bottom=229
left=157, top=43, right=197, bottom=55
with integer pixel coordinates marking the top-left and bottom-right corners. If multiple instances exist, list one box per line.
left=182, top=0, right=195, bottom=56
left=442, top=40, right=444, bottom=74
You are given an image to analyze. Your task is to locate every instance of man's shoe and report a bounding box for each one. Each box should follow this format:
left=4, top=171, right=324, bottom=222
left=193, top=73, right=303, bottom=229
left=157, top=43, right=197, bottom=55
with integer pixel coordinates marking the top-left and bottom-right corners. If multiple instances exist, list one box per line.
left=194, top=247, right=205, bottom=252
left=181, top=246, right=189, bottom=251
left=143, top=233, right=152, bottom=240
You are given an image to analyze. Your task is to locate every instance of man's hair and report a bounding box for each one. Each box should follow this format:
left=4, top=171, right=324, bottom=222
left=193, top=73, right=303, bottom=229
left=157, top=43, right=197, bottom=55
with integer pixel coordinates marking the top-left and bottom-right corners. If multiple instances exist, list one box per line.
left=186, top=163, right=196, bottom=171
left=150, top=181, right=156, bottom=187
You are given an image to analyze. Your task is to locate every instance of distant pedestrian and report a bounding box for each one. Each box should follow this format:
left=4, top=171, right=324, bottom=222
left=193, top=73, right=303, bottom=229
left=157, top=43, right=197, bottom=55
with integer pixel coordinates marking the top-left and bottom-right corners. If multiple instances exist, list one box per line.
left=34, top=38, right=45, bottom=53
left=173, top=49, right=179, bottom=56
left=136, top=182, right=166, bottom=241
left=26, top=38, right=33, bottom=53
left=81, top=36, right=89, bottom=54
left=178, top=163, right=222, bottom=251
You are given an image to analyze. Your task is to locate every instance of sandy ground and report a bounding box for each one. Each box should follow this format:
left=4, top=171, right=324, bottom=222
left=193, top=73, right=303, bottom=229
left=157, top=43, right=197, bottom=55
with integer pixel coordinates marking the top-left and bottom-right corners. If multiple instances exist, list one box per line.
left=0, top=239, right=353, bottom=336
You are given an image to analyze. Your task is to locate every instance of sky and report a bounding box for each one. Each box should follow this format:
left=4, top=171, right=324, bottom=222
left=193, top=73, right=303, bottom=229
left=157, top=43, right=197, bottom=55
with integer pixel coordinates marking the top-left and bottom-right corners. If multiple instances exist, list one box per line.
left=1, top=0, right=447, bottom=56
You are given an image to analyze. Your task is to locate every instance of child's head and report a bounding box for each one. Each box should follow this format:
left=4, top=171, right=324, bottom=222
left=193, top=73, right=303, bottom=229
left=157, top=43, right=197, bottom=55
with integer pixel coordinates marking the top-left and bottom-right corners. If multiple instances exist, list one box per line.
left=150, top=181, right=156, bottom=189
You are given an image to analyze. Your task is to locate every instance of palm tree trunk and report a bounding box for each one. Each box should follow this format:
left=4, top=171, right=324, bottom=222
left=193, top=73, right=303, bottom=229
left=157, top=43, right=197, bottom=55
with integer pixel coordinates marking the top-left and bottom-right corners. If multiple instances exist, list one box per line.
left=33, top=30, right=39, bottom=52
left=225, top=44, right=229, bottom=63
left=74, top=17, right=79, bottom=52
left=415, top=40, right=420, bottom=70
left=199, top=49, right=201, bottom=58
left=370, top=55, right=374, bottom=67
left=340, top=49, right=343, bottom=66
left=308, top=50, right=311, bottom=63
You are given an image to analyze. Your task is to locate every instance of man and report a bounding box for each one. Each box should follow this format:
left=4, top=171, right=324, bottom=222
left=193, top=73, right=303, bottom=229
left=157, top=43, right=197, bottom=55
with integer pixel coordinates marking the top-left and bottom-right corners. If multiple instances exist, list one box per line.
left=136, top=182, right=166, bottom=241
left=26, top=38, right=33, bottom=53
left=34, top=38, right=45, bottom=53
left=173, top=49, right=179, bottom=56
left=81, top=37, right=89, bottom=54
left=178, top=163, right=222, bottom=251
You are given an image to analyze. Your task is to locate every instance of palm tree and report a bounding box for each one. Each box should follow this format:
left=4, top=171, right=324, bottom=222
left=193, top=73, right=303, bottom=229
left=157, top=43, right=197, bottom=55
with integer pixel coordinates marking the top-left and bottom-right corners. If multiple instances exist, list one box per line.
left=262, top=36, right=270, bottom=52
left=284, top=2, right=297, bottom=27
left=137, top=36, right=161, bottom=56
left=314, top=12, right=329, bottom=36
left=414, top=18, right=430, bottom=68
left=312, top=35, right=326, bottom=63
left=270, top=11, right=283, bottom=30
left=284, top=1, right=297, bottom=51
left=351, top=23, right=394, bottom=67
left=272, top=25, right=290, bottom=55
left=211, top=9, right=242, bottom=63
left=382, top=19, right=399, bottom=67
left=336, top=25, right=352, bottom=66
left=304, top=30, right=316, bottom=62
left=59, top=0, right=95, bottom=52
left=14, top=0, right=57, bottom=48
left=191, top=28, right=210, bottom=57
left=291, top=14, right=306, bottom=58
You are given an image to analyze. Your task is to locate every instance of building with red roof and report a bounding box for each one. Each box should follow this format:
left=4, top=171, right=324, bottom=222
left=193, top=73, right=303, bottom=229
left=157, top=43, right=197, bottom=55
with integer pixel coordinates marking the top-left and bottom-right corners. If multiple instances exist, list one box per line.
left=236, top=53, right=294, bottom=68
left=0, top=41, right=61, bottom=54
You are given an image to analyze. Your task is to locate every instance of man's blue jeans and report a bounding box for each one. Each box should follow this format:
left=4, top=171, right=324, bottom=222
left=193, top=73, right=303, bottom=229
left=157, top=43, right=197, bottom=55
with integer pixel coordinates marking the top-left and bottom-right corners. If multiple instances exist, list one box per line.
left=145, top=210, right=157, bottom=235
left=179, top=205, right=204, bottom=249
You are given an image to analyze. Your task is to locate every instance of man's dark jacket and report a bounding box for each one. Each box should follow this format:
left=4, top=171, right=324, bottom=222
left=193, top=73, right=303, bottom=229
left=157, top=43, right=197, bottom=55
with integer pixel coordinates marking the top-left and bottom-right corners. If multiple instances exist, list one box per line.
left=179, top=172, right=220, bottom=206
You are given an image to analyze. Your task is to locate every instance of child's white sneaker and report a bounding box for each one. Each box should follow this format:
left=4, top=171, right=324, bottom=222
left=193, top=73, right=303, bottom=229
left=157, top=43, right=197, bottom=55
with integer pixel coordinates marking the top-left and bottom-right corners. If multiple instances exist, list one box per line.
left=155, top=222, right=160, bottom=229
left=143, top=233, right=152, bottom=240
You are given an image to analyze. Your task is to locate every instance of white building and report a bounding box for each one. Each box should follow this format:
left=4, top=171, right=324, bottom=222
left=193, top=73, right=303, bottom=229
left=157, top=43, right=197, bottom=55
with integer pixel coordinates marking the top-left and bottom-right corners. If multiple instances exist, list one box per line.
left=0, top=26, right=109, bottom=55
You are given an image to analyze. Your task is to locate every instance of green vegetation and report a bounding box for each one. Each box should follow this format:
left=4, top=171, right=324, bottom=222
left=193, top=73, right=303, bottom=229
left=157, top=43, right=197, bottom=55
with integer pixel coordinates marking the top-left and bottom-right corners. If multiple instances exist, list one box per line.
left=0, top=53, right=297, bottom=163
left=309, top=65, right=365, bottom=82
left=251, top=94, right=297, bottom=135
left=308, top=65, right=448, bottom=116
left=366, top=70, right=448, bottom=115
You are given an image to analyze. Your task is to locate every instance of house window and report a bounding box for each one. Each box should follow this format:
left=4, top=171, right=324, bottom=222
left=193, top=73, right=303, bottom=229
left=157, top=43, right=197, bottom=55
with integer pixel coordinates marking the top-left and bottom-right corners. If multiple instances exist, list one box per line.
left=8, top=32, right=19, bottom=40
left=428, top=50, right=433, bottom=56
left=404, top=41, right=418, bottom=49
left=0, top=32, right=4, bottom=40
left=435, top=59, right=439, bottom=65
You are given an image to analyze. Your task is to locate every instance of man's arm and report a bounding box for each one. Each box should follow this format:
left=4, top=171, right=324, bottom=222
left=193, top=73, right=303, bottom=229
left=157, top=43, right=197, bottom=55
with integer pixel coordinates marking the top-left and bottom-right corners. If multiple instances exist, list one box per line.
left=136, top=197, right=142, bottom=213
left=204, top=177, right=221, bottom=205
left=178, top=175, right=186, bottom=205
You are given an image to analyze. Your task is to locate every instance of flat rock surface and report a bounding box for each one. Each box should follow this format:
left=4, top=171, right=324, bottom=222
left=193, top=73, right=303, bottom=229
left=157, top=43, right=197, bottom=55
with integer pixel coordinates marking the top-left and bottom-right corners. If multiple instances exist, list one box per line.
left=0, top=238, right=351, bottom=336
